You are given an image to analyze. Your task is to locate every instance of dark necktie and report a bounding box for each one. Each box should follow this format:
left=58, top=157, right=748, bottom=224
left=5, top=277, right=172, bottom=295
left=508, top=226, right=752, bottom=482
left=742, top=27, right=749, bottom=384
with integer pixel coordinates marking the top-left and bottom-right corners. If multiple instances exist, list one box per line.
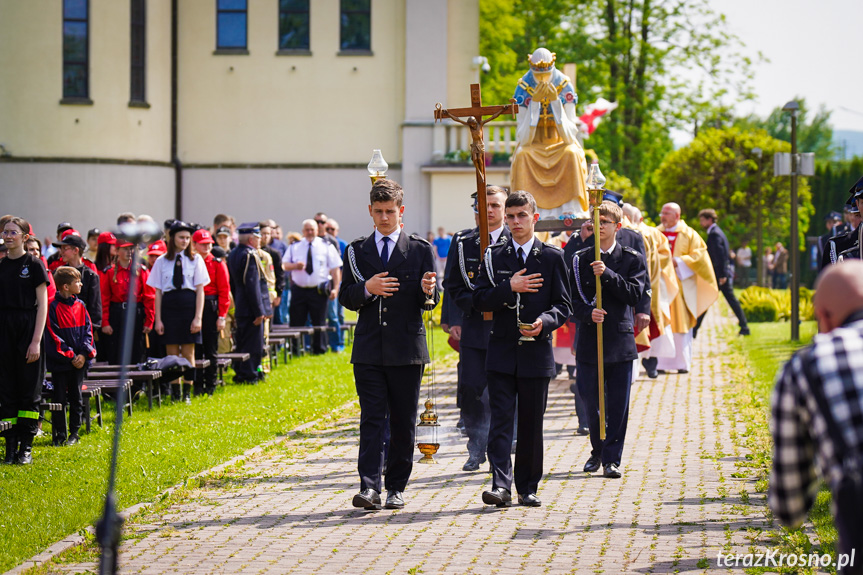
left=517, top=247, right=526, bottom=269
left=381, top=236, right=390, bottom=267
left=306, top=242, right=314, bottom=275
left=172, top=255, right=183, bottom=290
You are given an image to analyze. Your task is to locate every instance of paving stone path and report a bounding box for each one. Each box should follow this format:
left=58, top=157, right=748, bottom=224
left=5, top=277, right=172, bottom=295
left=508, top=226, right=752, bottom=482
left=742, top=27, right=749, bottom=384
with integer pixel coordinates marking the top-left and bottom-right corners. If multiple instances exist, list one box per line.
left=54, top=308, right=774, bottom=574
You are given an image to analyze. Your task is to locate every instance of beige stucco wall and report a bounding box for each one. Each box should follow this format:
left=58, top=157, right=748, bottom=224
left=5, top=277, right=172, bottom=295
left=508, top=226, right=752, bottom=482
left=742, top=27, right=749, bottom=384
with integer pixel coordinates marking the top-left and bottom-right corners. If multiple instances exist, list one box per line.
left=0, top=0, right=172, bottom=161
left=426, top=167, right=510, bottom=234
left=446, top=0, right=478, bottom=108
left=178, top=0, right=406, bottom=165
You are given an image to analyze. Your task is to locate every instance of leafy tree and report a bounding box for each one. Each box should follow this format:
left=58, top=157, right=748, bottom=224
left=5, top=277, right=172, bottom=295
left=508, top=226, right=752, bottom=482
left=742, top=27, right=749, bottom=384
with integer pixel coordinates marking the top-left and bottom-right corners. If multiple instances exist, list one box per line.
left=733, top=98, right=836, bottom=161
left=479, top=0, right=757, bottom=189
left=652, top=127, right=813, bottom=253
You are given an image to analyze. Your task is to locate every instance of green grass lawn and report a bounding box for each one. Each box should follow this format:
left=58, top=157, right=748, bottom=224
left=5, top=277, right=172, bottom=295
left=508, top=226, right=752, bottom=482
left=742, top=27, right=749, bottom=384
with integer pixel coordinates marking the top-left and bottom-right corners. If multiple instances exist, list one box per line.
left=726, top=318, right=839, bottom=573
left=0, top=324, right=454, bottom=573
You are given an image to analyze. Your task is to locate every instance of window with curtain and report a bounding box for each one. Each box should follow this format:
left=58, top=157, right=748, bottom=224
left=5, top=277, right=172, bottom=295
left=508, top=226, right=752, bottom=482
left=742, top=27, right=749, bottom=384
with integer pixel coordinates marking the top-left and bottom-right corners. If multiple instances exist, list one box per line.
left=339, top=0, right=370, bottom=52
left=63, top=0, right=89, bottom=99
left=130, top=0, right=147, bottom=104
left=278, top=0, right=310, bottom=51
left=217, top=0, right=247, bottom=50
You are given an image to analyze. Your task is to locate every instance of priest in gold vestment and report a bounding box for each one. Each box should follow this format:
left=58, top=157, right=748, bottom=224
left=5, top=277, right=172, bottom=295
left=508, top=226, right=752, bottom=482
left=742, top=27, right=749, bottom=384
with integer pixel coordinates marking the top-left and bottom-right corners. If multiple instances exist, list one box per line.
left=510, top=48, right=589, bottom=217
left=655, top=203, right=718, bottom=373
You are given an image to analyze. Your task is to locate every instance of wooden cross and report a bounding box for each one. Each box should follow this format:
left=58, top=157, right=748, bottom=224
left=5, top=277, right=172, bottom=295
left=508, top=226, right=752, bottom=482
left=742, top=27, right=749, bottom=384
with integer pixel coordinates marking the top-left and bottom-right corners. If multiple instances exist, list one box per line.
left=434, top=84, right=517, bottom=319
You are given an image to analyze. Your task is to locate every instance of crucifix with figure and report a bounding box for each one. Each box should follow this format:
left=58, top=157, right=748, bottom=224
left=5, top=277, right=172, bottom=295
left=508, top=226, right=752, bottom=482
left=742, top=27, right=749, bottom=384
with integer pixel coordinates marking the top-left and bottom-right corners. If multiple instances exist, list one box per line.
left=434, top=83, right=518, bottom=319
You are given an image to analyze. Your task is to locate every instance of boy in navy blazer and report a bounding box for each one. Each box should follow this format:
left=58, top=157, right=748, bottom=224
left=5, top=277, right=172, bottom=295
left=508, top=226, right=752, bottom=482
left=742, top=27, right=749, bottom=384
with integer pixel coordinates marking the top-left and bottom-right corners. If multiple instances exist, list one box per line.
left=571, top=201, right=646, bottom=479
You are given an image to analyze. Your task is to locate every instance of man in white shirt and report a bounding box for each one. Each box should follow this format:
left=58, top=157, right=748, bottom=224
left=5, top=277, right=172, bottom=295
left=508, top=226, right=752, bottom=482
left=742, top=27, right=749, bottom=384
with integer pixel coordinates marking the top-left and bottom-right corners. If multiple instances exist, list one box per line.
left=284, top=219, right=342, bottom=354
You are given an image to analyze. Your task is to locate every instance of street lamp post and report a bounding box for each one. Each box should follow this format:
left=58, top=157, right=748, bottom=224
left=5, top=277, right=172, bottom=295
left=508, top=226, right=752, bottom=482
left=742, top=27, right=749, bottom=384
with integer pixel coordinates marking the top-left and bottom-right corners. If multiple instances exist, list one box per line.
left=752, top=147, right=763, bottom=287
left=783, top=100, right=800, bottom=341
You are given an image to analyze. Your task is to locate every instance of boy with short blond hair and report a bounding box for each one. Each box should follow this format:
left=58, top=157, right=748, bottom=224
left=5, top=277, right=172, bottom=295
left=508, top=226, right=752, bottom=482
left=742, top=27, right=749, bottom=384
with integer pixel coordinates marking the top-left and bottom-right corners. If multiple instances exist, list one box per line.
left=46, top=266, right=96, bottom=446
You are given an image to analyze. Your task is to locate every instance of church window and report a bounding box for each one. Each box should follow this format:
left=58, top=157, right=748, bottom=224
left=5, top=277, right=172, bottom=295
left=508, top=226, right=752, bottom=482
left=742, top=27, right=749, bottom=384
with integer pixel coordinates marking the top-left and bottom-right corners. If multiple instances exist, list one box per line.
left=340, top=0, right=370, bottom=52
left=279, top=0, right=310, bottom=51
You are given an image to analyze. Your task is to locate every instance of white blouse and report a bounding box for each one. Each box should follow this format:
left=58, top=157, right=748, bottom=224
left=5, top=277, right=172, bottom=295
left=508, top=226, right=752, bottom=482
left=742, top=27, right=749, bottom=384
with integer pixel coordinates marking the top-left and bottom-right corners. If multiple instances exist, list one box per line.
left=146, top=252, right=210, bottom=292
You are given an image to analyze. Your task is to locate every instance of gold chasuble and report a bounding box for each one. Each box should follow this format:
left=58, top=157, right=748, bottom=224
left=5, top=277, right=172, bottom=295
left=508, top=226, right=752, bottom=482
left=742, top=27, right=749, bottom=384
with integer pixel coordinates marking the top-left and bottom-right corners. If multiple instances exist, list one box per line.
left=631, top=221, right=679, bottom=348
left=656, top=220, right=718, bottom=333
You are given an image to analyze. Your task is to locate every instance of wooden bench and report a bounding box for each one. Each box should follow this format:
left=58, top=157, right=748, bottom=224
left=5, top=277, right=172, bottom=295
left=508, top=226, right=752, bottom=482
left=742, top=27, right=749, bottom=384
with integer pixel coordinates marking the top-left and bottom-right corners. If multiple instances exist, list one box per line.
left=215, top=352, right=251, bottom=384
left=81, top=379, right=134, bottom=416
left=81, top=384, right=103, bottom=432
left=267, top=335, right=288, bottom=367
left=343, top=320, right=357, bottom=345
left=39, top=402, right=67, bottom=436
left=87, top=368, right=162, bottom=410
left=0, top=421, right=11, bottom=434
left=270, top=326, right=316, bottom=357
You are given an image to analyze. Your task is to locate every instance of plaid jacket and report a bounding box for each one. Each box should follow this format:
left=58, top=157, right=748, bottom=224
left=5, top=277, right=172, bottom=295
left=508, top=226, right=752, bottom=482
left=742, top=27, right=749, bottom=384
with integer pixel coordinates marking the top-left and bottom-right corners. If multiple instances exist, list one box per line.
left=769, top=310, right=863, bottom=528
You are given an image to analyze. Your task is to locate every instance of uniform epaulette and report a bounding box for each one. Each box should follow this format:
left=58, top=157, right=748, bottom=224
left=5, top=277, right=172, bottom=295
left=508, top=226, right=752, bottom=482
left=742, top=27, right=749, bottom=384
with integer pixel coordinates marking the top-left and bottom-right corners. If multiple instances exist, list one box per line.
left=351, top=236, right=368, bottom=245
left=410, top=233, right=430, bottom=245
left=542, top=242, right=563, bottom=252
left=622, top=245, right=641, bottom=256
left=574, top=246, right=593, bottom=257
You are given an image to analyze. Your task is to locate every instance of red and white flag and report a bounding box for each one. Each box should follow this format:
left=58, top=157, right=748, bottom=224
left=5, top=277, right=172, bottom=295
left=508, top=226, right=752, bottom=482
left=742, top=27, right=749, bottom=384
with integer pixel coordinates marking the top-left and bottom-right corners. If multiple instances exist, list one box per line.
left=578, top=98, right=619, bottom=136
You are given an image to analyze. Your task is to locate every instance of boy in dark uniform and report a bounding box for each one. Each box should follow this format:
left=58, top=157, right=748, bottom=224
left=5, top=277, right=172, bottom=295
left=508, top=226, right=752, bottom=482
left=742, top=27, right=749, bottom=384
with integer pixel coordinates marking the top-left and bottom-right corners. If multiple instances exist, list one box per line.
left=444, top=185, right=511, bottom=471
left=571, top=201, right=647, bottom=479
left=226, top=223, right=266, bottom=383
left=472, top=190, right=571, bottom=508
left=339, top=178, right=438, bottom=511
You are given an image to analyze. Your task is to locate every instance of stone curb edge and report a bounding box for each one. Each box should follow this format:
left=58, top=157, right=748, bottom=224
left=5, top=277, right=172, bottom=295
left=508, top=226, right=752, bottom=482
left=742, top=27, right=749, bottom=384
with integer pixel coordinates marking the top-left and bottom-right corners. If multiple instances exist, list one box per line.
left=4, top=399, right=359, bottom=575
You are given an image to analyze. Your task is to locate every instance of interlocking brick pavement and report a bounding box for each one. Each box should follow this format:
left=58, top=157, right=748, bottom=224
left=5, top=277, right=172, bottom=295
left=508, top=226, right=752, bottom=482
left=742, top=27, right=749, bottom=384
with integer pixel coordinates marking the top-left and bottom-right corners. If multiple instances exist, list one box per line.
left=53, top=307, right=773, bottom=574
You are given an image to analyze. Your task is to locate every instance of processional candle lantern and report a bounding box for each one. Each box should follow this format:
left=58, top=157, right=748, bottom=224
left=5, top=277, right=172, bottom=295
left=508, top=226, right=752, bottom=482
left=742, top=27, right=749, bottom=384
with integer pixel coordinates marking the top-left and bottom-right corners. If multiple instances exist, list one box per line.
left=586, top=159, right=608, bottom=440
left=416, top=298, right=440, bottom=463
left=368, top=149, right=389, bottom=183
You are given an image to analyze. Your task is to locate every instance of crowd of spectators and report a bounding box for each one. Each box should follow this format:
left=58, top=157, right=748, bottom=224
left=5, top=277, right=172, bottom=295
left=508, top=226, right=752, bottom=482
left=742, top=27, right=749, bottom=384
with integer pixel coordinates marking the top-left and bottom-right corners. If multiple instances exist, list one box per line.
left=0, top=211, right=347, bottom=465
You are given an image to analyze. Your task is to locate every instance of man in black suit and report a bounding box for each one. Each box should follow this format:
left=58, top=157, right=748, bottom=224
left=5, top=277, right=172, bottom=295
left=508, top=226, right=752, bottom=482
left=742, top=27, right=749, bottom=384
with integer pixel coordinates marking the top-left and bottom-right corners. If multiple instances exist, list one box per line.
left=817, top=211, right=844, bottom=268
left=473, top=190, right=571, bottom=508
left=339, top=179, right=438, bottom=511
left=444, top=185, right=511, bottom=472
left=226, top=224, right=267, bottom=383
left=695, top=209, right=749, bottom=336
left=571, top=201, right=646, bottom=479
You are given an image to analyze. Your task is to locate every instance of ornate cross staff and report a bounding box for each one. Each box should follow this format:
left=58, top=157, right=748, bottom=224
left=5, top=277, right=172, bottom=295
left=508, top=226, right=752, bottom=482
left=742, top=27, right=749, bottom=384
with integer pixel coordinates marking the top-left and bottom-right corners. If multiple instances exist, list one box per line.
left=434, top=84, right=517, bottom=319
left=586, top=161, right=607, bottom=440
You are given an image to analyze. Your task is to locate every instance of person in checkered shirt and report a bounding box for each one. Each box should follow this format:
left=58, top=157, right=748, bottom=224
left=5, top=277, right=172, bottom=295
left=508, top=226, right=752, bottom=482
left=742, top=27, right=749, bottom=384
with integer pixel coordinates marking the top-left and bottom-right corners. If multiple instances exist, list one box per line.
left=770, top=261, right=863, bottom=573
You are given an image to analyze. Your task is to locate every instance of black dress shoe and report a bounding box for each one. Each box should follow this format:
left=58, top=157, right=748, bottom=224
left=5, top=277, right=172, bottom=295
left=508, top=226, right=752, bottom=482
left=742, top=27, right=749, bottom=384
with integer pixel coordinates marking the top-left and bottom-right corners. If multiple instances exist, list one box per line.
left=66, top=434, right=80, bottom=446
left=385, top=491, right=405, bottom=509
left=646, top=368, right=659, bottom=379
left=677, top=369, right=689, bottom=374
left=518, top=493, right=541, bottom=507
left=481, top=487, right=512, bottom=508
left=462, top=456, right=485, bottom=472
left=603, top=463, right=622, bottom=478
left=583, top=455, right=601, bottom=473
left=575, top=426, right=590, bottom=436
left=351, top=488, right=381, bottom=510
left=739, top=327, right=750, bottom=336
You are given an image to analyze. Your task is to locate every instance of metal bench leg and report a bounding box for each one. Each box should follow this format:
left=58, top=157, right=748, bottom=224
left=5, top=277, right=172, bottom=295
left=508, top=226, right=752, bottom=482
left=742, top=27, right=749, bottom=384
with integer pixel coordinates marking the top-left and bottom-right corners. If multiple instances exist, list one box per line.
left=84, top=397, right=91, bottom=434
left=96, top=394, right=103, bottom=427
left=146, top=379, right=154, bottom=410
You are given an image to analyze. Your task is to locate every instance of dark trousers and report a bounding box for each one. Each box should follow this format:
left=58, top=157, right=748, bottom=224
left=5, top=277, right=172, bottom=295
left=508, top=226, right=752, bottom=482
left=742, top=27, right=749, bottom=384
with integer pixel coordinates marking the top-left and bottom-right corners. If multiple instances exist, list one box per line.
left=233, top=315, right=263, bottom=382
left=51, top=368, right=85, bottom=440
left=0, top=309, right=43, bottom=438
left=108, top=302, right=145, bottom=365
left=694, top=279, right=748, bottom=336
left=576, top=361, right=633, bottom=466
left=460, top=346, right=491, bottom=460
left=835, top=476, right=863, bottom=574
left=487, top=371, right=549, bottom=495
left=354, top=363, right=423, bottom=493
left=194, top=296, right=219, bottom=393
left=290, top=286, right=328, bottom=354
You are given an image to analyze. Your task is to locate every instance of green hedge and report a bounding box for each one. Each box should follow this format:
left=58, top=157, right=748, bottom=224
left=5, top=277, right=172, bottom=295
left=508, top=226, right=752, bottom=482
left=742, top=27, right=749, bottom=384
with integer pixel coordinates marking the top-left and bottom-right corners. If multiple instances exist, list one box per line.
left=739, top=286, right=815, bottom=323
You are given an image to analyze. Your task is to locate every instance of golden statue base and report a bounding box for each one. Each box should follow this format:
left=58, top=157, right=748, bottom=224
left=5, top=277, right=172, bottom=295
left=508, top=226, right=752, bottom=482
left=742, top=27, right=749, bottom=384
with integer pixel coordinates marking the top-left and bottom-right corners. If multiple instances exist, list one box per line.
left=417, top=442, right=440, bottom=464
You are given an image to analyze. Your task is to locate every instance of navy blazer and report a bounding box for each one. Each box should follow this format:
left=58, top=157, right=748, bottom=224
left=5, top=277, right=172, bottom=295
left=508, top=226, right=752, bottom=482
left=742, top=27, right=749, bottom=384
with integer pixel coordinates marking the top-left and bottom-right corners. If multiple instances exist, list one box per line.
left=570, top=242, right=646, bottom=364
left=339, top=231, right=439, bottom=366
left=472, top=238, right=571, bottom=378
left=444, top=226, right=511, bottom=350
left=440, top=227, right=472, bottom=330
left=706, top=224, right=732, bottom=281
left=564, top=227, right=650, bottom=316
left=227, top=244, right=265, bottom=319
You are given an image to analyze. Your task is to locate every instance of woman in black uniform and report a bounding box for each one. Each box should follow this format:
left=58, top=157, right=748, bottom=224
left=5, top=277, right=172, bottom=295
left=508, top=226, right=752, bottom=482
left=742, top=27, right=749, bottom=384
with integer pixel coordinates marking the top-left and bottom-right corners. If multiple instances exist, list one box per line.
left=0, top=217, right=49, bottom=464
left=146, top=222, right=210, bottom=403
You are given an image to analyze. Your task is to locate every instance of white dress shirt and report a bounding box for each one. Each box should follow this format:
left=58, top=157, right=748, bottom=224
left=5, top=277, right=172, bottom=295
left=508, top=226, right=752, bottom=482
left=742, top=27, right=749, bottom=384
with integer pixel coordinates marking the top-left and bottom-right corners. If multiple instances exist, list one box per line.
left=512, top=236, right=535, bottom=262
left=146, top=252, right=210, bottom=292
left=489, top=226, right=504, bottom=245
left=286, top=237, right=343, bottom=288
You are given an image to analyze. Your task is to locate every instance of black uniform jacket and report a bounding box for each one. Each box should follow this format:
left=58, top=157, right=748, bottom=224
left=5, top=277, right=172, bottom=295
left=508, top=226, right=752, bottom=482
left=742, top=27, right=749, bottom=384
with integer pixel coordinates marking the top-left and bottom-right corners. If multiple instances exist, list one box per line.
left=570, top=242, right=647, bottom=364
left=564, top=227, right=650, bottom=316
left=444, top=226, right=511, bottom=350
left=440, top=227, right=471, bottom=330
left=706, top=224, right=733, bottom=281
left=339, top=232, right=439, bottom=366
left=821, top=226, right=859, bottom=270
left=472, top=238, right=571, bottom=378
left=227, top=244, right=265, bottom=319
